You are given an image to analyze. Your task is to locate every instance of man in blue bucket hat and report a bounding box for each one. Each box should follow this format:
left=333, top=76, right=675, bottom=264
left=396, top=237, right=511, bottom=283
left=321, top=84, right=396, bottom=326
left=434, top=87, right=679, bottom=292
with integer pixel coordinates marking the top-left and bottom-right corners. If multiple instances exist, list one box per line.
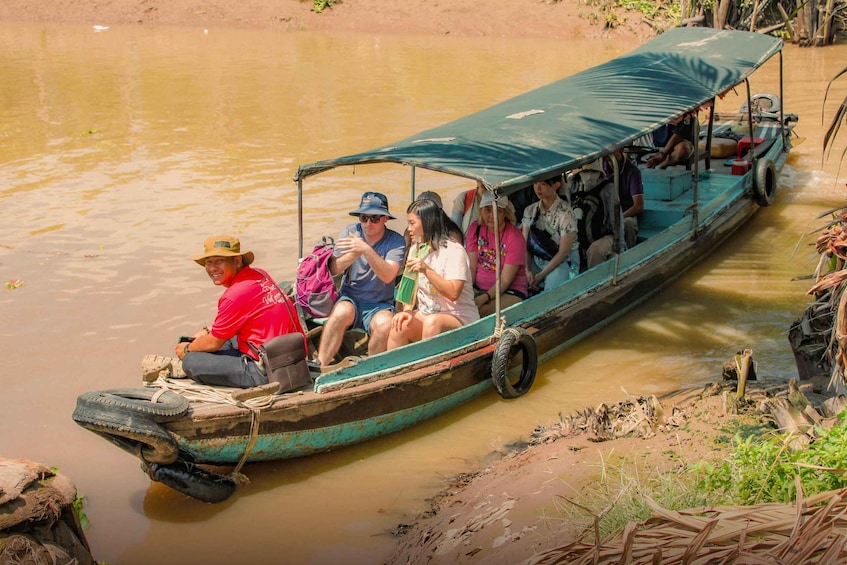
left=315, top=191, right=406, bottom=367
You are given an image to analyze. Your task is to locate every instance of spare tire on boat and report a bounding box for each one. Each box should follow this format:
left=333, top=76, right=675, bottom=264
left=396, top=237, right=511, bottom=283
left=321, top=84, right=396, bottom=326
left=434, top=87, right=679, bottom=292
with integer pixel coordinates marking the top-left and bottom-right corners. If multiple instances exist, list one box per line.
left=75, top=388, right=189, bottom=422
left=739, top=92, right=781, bottom=116
left=753, top=158, right=777, bottom=207
left=491, top=327, right=538, bottom=399
left=149, top=460, right=237, bottom=504
left=72, top=388, right=187, bottom=464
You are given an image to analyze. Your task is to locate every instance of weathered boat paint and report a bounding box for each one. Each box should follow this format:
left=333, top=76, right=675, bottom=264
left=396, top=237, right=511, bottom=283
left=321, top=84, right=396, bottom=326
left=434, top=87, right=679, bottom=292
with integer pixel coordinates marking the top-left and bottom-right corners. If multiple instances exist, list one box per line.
left=73, top=28, right=797, bottom=502
left=176, top=380, right=493, bottom=463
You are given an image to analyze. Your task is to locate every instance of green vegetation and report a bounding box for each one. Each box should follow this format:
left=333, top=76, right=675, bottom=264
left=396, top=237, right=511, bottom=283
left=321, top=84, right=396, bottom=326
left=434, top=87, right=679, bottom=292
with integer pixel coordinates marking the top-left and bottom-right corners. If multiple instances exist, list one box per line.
left=616, top=0, right=680, bottom=20
left=697, top=419, right=847, bottom=505
left=312, top=0, right=337, bottom=14
left=551, top=412, right=847, bottom=542
left=72, top=493, right=90, bottom=530
left=51, top=466, right=90, bottom=529
left=582, top=0, right=681, bottom=31
left=549, top=455, right=714, bottom=542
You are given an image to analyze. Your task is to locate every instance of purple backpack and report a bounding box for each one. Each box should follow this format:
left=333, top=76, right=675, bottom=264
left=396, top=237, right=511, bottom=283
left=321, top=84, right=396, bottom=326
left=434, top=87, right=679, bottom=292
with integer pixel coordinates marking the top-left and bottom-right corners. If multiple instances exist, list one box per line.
left=295, top=236, right=338, bottom=319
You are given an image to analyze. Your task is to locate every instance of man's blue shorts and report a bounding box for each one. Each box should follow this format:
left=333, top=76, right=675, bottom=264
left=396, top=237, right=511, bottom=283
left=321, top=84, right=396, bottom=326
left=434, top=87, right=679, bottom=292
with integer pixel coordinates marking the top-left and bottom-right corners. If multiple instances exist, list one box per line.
left=337, top=296, right=395, bottom=335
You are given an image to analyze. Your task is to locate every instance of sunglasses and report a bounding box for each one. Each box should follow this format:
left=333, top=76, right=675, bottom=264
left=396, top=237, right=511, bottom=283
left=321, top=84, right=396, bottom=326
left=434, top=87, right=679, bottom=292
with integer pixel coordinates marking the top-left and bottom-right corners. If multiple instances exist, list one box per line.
left=359, top=214, right=385, bottom=224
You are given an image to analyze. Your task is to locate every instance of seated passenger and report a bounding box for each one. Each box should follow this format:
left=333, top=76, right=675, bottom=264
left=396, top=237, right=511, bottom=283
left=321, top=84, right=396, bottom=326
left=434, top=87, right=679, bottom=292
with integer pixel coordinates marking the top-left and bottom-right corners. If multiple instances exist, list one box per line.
left=163, top=235, right=305, bottom=389
left=603, top=148, right=643, bottom=249
left=568, top=165, right=625, bottom=270
left=315, top=192, right=406, bottom=366
left=404, top=190, right=463, bottom=249
left=387, top=199, right=478, bottom=350
left=449, top=179, right=485, bottom=238
left=466, top=191, right=528, bottom=317
left=646, top=112, right=696, bottom=169
left=521, top=173, right=579, bottom=293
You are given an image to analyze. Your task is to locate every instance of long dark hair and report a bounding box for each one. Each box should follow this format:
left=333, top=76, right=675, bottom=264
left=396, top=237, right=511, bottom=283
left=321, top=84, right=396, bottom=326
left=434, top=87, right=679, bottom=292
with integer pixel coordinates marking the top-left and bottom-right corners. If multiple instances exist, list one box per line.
left=407, top=198, right=451, bottom=250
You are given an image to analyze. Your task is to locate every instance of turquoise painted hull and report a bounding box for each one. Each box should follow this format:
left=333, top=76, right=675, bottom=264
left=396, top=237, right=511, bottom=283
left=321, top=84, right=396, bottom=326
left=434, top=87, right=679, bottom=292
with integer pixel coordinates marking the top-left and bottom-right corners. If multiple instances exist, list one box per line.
left=183, top=381, right=493, bottom=463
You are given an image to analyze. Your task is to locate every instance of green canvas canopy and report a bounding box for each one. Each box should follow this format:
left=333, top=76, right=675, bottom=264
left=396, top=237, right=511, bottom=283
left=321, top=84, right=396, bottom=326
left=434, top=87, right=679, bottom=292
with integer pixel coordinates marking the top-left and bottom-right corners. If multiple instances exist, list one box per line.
left=294, top=27, right=783, bottom=196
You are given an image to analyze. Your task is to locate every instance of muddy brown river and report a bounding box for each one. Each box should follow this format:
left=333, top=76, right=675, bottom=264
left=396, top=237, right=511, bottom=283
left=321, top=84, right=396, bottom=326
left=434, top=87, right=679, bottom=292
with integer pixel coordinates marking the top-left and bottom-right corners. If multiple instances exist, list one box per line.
left=1, top=22, right=846, bottom=564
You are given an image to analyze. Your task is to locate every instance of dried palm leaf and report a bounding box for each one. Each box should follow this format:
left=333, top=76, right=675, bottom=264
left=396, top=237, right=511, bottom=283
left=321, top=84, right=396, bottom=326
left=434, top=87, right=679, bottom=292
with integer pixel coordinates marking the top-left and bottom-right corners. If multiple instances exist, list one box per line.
left=526, top=487, right=847, bottom=564
left=815, top=204, right=847, bottom=220
left=806, top=269, right=847, bottom=295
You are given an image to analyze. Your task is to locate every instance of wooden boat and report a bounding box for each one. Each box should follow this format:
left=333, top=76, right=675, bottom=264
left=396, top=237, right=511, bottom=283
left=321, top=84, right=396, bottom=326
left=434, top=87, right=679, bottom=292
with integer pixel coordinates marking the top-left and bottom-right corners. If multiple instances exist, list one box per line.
left=73, top=28, right=797, bottom=503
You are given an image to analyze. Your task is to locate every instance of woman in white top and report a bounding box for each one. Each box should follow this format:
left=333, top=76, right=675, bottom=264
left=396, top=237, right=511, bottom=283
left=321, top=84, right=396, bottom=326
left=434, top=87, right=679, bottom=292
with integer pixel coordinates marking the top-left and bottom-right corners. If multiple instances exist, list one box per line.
left=387, top=199, right=479, bottom=350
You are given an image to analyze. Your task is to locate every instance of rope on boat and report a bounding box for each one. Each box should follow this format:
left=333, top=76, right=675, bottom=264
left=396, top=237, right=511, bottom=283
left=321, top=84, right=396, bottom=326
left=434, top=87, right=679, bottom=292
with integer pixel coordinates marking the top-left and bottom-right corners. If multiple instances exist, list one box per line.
left=493, top=315, right=507, bottom=339
left=145, top=377, right=277, bottom=482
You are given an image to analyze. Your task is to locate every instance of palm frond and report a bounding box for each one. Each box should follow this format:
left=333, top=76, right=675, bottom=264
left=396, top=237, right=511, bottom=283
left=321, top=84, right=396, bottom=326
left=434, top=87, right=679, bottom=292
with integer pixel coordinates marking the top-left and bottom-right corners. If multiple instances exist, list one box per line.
left=822, top=99, right=847, bottom=163
left=816, top=204, right=847, bottom=219
left=821, top=64, right=847, bottom=124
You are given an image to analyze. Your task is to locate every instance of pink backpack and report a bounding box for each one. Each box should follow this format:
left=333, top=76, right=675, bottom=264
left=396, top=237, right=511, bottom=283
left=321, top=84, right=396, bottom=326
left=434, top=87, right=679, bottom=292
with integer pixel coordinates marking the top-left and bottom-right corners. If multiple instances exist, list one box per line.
left=295, top=236, right=338, bottom=319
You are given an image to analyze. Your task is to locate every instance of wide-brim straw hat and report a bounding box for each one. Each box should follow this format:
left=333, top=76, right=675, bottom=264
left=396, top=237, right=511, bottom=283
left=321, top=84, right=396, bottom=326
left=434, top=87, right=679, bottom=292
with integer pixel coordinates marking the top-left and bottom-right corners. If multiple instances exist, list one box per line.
left=193, top=235, right=255, bottom=266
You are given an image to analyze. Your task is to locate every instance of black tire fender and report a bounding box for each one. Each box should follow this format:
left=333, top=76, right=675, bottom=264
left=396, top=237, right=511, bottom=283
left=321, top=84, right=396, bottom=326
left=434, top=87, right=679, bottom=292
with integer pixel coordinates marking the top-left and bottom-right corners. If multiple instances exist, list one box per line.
left=753, top=158, right=777, bottom=207
left=72, top=401, right=179, bottom=464
left=149, top=460, right=237, bottom=504
left=75, top=388, right=189, bottom=422
left=491, top=328, right=538, bottom=399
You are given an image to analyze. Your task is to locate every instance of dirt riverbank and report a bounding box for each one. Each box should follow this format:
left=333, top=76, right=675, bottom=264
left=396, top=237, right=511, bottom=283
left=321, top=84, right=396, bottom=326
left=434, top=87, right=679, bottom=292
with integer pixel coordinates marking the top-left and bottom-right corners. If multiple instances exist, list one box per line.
left=385, top=374, right=841, bottom=564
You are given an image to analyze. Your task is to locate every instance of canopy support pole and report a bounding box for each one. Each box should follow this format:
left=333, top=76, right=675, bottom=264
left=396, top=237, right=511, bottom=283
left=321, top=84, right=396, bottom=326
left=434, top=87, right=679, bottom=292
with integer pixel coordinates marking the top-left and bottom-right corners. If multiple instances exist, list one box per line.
left=704, top=98, right=715, bottom=172
left=609, top=156, right=622, bottom=285
left=692, top=110, right=700, bottom=237
left=297, top=178, right=304, bottom=259
left=744, top=78, right=756, bottom=163
left=779, top=51, right=787, bottom=150
left=492, top=191, right=502, bottom=322
left=410, top=166, right=417, bottom=202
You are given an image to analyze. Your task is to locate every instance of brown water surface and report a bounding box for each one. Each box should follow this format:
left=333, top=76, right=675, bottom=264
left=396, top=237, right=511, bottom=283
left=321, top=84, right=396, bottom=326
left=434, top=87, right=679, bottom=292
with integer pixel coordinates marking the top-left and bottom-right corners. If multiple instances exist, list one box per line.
left=1, top=22, right=846, bottom=564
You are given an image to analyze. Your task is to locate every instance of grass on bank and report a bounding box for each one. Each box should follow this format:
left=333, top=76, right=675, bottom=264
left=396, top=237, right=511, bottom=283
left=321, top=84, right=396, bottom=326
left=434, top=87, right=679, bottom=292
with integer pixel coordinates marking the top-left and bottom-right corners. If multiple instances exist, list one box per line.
left=580, top=0, right=681, bottom=31
left=547, top=413, right=847, bottom=543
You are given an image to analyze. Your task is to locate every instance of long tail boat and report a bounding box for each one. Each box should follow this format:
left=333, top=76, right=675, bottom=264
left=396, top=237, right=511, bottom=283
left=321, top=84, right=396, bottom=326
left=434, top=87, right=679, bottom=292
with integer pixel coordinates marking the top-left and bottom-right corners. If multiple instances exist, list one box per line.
left=73, top=28, right=798, bottom=503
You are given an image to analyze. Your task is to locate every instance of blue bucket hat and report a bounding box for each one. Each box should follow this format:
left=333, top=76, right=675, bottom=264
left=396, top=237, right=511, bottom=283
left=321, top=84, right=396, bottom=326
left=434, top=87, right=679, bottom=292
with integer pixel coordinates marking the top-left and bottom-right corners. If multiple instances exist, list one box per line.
left=349, top=191, right=396, bottom=219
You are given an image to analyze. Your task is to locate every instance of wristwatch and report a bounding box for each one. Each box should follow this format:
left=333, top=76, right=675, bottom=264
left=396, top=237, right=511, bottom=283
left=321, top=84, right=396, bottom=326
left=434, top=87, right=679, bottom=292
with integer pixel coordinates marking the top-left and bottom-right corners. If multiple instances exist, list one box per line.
left=183, top=343, right=190, bottom=355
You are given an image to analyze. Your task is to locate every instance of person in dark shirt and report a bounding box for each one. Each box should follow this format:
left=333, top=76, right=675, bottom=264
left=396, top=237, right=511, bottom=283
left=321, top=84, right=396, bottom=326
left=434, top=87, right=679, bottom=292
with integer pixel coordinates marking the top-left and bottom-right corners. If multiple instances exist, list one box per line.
left=603, top=148, right=644, bottom=249
left=646, top=112, right=696, bottom=169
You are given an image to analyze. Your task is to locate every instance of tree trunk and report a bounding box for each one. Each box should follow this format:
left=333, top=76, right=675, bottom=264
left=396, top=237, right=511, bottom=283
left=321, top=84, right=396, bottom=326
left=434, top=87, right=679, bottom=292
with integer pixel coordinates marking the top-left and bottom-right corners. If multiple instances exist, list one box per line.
left=778, top=3, right=797, bottom=42
left=750, top=0, right=761, bottom=32
left=820, top=0, right=836, bottom=46
left=805, top=0, right=816, bottom=45
left=715, top=0, right=730, bottom=30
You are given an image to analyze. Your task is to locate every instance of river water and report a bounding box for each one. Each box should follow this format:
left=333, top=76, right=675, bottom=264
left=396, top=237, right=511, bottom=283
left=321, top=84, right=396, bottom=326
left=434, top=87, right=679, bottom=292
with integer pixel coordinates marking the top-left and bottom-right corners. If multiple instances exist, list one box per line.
left=1, top=22, right=846, bottom=564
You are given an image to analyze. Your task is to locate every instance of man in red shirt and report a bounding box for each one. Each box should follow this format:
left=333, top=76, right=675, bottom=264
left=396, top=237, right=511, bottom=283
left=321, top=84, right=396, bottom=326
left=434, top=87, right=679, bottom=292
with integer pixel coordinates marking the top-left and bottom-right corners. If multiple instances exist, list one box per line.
left=171, top=235, right=304, bottom=388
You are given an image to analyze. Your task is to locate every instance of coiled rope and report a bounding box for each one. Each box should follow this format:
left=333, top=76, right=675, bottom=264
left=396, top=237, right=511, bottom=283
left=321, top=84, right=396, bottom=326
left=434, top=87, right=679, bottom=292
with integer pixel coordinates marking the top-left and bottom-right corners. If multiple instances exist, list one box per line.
left=145, top=377, right=278, bottom=483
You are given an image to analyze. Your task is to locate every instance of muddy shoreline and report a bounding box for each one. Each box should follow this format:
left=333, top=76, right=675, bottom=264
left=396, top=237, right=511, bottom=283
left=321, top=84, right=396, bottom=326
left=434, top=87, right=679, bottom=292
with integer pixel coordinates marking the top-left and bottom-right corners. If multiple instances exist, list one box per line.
left=0, top=0, right=653, bottom=41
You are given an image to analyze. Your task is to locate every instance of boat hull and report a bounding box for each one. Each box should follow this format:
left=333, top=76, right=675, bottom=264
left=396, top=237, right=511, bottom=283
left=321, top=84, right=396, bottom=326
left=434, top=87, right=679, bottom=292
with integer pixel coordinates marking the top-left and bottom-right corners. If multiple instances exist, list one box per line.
left=162, top=135, right=788, bottom=466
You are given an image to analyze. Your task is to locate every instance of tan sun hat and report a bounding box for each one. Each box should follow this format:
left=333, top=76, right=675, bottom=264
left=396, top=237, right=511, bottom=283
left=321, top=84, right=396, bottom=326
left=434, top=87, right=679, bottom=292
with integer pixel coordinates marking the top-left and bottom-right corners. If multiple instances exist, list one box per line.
left=193, top=235, right=255, bottom=266
left=479, top=191, right=517, bottom=224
